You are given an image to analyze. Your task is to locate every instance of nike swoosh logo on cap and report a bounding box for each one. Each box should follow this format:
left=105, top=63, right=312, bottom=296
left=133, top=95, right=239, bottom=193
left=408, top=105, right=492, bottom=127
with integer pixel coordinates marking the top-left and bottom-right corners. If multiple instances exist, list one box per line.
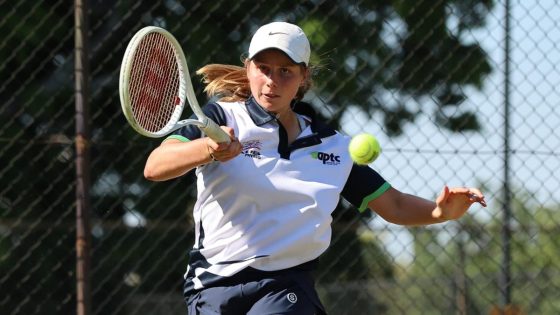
left=268, top=32, right=289, bottom=35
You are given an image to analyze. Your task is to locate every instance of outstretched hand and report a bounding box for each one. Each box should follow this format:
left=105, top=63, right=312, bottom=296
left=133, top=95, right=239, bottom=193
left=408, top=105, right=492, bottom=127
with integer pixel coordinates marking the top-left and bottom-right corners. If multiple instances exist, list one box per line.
left=432, top=186, right=487, bottom=221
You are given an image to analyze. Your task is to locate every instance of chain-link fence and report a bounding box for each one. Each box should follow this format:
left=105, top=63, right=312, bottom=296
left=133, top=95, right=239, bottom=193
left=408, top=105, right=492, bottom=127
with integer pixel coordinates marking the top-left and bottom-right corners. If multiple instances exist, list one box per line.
left=1, top=0, right=559, bottom=314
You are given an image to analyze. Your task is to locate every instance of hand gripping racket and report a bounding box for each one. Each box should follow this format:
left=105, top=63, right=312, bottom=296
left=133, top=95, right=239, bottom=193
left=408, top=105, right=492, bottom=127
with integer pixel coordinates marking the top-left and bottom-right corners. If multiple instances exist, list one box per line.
left=119, top=26, right=230, bottom=143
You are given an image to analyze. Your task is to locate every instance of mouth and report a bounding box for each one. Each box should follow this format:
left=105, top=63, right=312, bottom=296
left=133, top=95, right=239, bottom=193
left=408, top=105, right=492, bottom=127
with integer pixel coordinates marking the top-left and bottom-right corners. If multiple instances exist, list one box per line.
left=262, top=92, right=279, bottom=99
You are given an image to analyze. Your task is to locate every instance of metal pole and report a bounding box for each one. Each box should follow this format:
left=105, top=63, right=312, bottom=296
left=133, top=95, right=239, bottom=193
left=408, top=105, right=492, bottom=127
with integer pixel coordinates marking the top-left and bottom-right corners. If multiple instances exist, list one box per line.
left=74, top=0, right=91, bottom=314
left=455, top=230, right=467, bottom=315
left=500, top=0, right=512, bottom=309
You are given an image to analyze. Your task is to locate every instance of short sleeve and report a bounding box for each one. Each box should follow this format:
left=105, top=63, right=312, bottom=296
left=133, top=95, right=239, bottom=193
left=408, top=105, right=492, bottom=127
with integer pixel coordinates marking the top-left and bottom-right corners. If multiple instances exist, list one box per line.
left=164, top=102, right=228, bottom=142
left=341, top=164, right=391, bottom=212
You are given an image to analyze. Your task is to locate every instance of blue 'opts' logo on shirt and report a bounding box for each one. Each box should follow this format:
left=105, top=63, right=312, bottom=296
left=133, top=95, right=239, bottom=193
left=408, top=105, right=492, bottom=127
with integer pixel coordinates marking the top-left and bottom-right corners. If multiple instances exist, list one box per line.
left=311, top=151, right=341, bottom=165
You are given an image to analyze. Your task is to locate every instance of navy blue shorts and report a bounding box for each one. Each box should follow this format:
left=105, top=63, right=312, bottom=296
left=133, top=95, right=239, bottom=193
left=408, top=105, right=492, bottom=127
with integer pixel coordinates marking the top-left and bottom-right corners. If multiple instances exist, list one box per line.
left=184, top=268, right=326, bottom=315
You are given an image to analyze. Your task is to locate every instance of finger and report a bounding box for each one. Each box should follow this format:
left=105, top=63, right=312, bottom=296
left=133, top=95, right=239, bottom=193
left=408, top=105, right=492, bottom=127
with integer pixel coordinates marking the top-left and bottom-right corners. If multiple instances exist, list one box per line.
left=461, top=188, right=486, bottom=206
left=449, top=188, right=485, bottom=203
left=219, top=150, right=241, bottom=161
left=215, top=140, right=242, bottom=160
left=214, top=140, right=234, bottom=152
left=219, top=126, right=238, bottom=140
left=206, top=137, right=219, bottom=152
left=448, top=187, right=470, bottom=195
left=230, top=142, right=243, bottom=157
left=436, top=186, right=449, bottom=205
left=468, top=187, right=485, bottom=198
left=233, top=139, right=243, bottom=154
left=470, top=192, right=487, bottom=207
left=477, top=198, right=487, bottom=207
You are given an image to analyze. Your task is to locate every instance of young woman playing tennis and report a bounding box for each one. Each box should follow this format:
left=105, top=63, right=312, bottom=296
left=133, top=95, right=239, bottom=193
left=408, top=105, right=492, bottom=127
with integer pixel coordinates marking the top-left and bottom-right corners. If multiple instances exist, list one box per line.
left=144, top=22, right=486, bottom=315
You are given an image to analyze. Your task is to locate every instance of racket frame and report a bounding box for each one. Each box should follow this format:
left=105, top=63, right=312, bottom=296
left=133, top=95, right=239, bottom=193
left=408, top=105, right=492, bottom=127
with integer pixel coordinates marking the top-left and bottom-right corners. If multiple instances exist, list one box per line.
left=119, top=26, right=230, bottom=143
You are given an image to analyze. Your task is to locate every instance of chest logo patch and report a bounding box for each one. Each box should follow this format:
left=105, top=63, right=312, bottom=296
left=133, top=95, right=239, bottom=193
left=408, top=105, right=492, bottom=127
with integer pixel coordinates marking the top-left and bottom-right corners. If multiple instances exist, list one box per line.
left=311, top=151, right=341, bottom=165
left=241, top=140, right=263, bottom=159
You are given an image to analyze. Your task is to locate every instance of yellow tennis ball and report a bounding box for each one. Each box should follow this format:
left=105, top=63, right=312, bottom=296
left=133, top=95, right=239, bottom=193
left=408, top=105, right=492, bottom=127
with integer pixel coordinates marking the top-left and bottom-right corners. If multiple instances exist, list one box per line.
left=348, top=133, right=381, bottom=165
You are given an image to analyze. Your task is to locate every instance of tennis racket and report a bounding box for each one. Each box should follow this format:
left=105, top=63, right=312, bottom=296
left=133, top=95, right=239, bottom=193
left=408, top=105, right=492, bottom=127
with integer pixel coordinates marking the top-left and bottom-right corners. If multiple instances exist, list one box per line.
left=119, top=26, right=230, bottom=143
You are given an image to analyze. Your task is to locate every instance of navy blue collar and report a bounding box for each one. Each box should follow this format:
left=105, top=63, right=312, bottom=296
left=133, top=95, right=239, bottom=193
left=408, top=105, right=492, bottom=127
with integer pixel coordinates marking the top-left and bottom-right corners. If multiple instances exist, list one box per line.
left=245, top=96, right=276, bottom=126
left=244, top=97, right=332, bottom=132
left=244, top=96, right=336, bottom=138
left=244, top=96, right=337, bottom=158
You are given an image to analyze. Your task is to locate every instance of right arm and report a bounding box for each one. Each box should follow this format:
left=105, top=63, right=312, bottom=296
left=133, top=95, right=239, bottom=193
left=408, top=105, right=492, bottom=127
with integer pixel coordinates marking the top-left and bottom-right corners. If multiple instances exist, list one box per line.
left=144, top=127, right=242, bottom=181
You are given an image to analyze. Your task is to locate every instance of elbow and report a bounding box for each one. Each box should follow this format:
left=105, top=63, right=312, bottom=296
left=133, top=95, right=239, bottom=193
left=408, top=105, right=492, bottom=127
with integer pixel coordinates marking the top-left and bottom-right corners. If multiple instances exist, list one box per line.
left=143, top=164, right=161, bottom=181
left=377, top=211, right=404, bottom=225
left=144, top=163, right=186, bottom=182
left=143, top=168, right=155, bottom=181
left=143, top=152, right=167, bottom=181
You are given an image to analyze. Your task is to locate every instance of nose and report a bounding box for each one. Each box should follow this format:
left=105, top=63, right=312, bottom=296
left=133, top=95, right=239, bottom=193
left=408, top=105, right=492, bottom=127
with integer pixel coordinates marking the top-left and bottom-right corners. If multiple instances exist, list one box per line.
left=265, top=71, right=278, bottom=87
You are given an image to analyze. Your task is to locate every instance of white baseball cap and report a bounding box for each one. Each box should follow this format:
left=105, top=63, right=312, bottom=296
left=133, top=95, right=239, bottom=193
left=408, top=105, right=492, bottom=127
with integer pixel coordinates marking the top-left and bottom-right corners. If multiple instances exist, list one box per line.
left=248, top=22, right=311, bottom=66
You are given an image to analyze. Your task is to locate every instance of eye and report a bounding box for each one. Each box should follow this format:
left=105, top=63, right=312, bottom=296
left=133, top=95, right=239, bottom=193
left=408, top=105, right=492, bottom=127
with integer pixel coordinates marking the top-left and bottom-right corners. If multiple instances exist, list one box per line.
left=280, top=67, right=293, bottom=76
left=257, top=64, right=269, bottom=73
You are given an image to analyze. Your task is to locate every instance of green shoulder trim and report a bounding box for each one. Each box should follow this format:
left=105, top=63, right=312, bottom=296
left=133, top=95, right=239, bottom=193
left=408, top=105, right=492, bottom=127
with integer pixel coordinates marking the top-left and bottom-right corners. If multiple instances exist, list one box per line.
left=163, top=135, right=190, bottom=142
left=358, top=182, right=391, bottom=213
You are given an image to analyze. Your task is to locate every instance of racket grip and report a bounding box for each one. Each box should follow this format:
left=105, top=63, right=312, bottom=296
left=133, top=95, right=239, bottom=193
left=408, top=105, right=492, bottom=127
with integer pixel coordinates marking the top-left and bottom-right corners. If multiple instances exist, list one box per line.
left=200, top=119, right=231, bottom=144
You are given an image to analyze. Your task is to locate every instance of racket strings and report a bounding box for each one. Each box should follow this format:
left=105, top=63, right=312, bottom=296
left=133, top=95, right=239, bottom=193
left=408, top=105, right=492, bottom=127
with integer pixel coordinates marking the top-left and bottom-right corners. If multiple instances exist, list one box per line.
left=129, top=33, right=181, bottom=133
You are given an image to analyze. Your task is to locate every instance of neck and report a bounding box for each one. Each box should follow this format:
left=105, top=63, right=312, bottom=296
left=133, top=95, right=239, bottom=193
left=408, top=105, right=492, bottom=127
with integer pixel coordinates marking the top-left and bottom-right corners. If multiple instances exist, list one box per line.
left=276, top=110, right=302, bottom=144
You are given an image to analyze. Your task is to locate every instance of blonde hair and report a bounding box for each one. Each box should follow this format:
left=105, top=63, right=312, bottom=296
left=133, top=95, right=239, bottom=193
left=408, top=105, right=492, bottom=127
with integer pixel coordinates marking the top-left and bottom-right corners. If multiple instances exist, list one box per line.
left=196, top=59, right=312, bottom=102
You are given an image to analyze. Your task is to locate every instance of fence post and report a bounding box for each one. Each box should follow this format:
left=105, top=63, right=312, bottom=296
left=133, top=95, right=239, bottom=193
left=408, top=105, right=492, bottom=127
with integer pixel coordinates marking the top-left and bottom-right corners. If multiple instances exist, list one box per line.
left=500, top=0, right=513, bottom=311
left=74, top=0, right=91, bottom=314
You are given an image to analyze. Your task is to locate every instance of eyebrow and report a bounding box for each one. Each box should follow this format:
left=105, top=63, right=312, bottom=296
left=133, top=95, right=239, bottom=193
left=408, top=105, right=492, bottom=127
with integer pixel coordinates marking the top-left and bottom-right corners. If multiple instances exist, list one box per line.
left=253, top=59, right=299, bottom=68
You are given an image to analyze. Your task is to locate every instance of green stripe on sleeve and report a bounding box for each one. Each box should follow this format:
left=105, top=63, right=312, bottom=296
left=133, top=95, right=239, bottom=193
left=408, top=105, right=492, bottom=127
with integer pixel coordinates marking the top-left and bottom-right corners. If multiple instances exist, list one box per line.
left=358, top=182, right=391, bottom=213
left=163, top=135, right=190, bottom=142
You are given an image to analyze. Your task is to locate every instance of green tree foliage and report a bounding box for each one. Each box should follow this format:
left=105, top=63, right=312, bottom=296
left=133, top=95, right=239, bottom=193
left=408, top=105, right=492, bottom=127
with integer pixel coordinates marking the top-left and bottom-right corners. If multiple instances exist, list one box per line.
left=316, top=221, right=395, bottom=314
left=405, top=188, right=560, bottom=314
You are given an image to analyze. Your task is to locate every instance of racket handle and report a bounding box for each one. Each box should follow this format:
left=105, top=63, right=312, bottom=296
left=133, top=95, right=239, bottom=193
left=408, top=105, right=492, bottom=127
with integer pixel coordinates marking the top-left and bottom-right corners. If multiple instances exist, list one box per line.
left=200, top=118, right=231, bottom=144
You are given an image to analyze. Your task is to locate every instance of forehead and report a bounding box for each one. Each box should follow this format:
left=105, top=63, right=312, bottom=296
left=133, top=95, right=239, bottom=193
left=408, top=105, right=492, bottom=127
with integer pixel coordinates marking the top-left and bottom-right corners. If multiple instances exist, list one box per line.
left=251, top=49, right=299, bottom=66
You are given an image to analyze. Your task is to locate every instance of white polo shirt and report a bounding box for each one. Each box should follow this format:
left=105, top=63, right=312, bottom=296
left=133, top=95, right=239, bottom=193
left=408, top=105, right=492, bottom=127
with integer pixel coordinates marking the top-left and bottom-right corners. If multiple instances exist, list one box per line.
left=169, top=97, right=390, bottom=294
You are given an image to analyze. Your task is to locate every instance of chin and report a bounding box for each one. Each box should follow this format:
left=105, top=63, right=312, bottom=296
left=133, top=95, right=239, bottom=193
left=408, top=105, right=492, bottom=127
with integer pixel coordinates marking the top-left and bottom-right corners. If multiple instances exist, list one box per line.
left=257, top=97, right=277, bottom=109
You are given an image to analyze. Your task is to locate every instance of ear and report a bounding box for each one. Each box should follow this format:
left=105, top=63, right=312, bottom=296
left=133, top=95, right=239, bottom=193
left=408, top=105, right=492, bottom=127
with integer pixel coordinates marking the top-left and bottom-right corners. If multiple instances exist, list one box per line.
left=244, top=59, right=253, bottom=77
left=301, top=66, right=310, bottom=85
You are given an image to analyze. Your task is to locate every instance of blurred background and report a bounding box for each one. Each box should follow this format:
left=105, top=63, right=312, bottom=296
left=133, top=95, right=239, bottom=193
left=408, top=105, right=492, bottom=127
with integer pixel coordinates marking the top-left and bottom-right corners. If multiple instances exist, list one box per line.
left=1, top=0, right=559, bottom=314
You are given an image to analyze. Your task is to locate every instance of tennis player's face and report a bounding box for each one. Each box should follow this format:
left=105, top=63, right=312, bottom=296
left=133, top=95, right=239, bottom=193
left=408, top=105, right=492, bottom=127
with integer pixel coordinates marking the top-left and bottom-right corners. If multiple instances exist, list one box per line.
left=247, top=49, right=306, bottom=114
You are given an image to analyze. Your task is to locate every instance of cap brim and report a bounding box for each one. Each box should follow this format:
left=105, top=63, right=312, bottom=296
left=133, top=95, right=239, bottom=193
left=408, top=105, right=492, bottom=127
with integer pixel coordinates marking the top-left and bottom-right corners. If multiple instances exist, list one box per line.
left=249, top=47, right=306, bottom=66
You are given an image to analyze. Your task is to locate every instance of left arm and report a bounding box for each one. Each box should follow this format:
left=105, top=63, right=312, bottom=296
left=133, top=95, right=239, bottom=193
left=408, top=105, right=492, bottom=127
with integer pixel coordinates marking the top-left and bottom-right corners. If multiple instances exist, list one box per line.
left=368, top=186, right=486, bottom=226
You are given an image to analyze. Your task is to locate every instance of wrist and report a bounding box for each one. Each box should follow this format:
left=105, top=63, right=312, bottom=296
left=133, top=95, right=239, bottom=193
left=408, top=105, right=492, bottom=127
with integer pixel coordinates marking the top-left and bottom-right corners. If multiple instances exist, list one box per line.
left=431, top=207, right=447, bottom=223
left=205, top=137, right=217, bottom=163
